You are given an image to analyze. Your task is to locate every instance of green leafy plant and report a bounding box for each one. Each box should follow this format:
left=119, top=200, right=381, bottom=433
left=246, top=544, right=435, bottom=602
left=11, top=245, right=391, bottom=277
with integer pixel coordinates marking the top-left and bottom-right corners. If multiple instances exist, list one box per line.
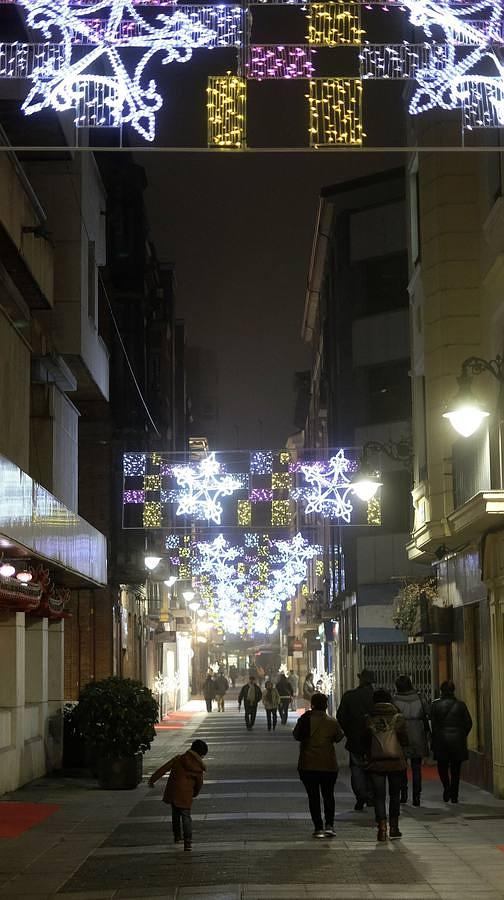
left=75, top=676, right=158, bottom=760
left=392, top=578, right=440, bottom=634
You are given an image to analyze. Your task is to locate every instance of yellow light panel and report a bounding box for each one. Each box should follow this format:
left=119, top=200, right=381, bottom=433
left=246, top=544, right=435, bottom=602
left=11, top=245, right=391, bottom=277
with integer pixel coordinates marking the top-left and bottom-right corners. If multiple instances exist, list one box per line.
left=237, top=500, right=252, bottom=525
left=308, top=78, right=364, bottom=147
left=279, top=451, right=291, bottom=466
left=307, top=2, right=364, bottom=47
left=144, top=475, right=161, bottom=491
left=316, top=560, right=324, bottom=577
left=272, top=472, right=292, bottom=491
left=367, top=496, right=382, bottom=526
left=143, top=501, right=161, bottom=527
left=272, top=500, right=291, bottom=526
left=207, top=76, right=246, bottom=148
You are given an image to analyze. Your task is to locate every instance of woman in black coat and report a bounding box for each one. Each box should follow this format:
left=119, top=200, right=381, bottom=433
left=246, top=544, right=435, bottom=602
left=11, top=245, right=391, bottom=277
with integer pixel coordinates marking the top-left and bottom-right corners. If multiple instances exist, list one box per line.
left=430, top=680, right=472, bottom=803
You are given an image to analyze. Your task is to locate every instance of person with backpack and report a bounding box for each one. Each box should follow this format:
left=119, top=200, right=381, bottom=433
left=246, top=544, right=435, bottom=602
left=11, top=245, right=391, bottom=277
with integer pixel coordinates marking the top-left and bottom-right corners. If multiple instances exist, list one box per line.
left=430, top=680, right=472, bottom=803
left=364, top=689, right=409, bottom=843
left=392, top=674, right=430, bottom=806
left=262, top=680, right=280, bottom=731
left=214, top=672, right=229, bottom=712
left=148, top=739, right=208, bottom=851
left=293, top=692, right=345, bottom=838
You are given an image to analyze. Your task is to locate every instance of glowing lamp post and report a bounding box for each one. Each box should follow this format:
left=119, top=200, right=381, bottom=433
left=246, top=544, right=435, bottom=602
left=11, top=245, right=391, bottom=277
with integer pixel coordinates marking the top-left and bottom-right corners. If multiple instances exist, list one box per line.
left=442, top=357, right=502, bottom=438
left=352, top=439, right=411, bottom=502
left=144, top=555, right=161, bottom=571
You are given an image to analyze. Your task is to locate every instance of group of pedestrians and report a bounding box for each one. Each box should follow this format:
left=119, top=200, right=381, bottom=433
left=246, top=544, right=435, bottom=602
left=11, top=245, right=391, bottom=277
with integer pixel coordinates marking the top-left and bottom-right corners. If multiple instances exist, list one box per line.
left=238, top=672, right=295, bottom=730
left=294, top=670, right=473, bottom=843
left=202, top=671, right=229, bottom=712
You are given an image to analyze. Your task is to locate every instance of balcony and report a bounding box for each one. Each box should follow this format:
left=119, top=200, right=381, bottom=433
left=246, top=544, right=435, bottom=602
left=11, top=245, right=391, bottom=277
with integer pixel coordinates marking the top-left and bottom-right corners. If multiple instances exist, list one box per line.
left=0, top=452, right=106, bottom=586
left=452, top=426, right=491, bottom=509
left=0, top=135, right=53, bottom=311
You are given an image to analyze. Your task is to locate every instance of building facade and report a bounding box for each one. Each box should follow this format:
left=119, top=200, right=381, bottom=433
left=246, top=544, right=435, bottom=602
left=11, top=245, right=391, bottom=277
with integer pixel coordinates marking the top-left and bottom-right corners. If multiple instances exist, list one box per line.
left=407, top=150, right=504, bottom=797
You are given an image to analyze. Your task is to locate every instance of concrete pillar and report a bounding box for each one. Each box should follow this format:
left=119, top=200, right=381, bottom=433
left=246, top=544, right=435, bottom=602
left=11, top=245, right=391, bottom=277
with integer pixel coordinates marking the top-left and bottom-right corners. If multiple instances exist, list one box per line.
left=25, top=617, right=48, bottom=704
left=0, top=611, right=25, bottom=794
left=47, top=620, right=64, bottom=770
left=489, top=587, right=504, bottom=798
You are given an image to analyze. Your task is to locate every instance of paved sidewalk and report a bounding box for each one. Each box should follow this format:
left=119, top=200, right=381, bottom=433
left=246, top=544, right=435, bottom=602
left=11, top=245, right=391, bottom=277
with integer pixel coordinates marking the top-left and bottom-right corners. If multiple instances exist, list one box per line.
left=1, top=693, right=504, bottom=900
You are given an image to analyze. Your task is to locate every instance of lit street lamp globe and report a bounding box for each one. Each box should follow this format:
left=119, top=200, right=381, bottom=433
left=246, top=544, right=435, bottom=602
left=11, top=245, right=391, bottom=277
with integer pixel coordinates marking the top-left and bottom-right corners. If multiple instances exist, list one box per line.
left=442, top=404, right=490, bottom=438
left=351, top=472, right=383, bottom=502
left=144, top=555, right=161, bottom=571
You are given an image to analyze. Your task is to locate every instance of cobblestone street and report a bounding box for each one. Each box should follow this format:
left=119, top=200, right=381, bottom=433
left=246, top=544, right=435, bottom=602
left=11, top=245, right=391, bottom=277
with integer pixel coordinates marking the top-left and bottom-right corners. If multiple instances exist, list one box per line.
left=2, top=695, right=504, bottom=900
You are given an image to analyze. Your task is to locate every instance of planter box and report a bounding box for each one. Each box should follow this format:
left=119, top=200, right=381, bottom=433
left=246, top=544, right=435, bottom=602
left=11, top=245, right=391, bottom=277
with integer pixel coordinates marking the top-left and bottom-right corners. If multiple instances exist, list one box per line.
left=96, top=752, right=143, bottom=790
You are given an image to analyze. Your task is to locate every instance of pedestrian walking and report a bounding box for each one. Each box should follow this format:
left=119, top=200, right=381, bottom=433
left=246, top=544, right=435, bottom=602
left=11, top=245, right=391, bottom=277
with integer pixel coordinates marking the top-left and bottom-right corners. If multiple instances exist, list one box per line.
left=302, top=672, right=315, bottom=705
left=148, top=739, right=208, bottom=852
left=203, top=673, right=216, bottom=713
left=364, top=689, right=409, bottom=843
left=276, top=672, right=294, bottom=724
left=392, top=674, right=430, bottom=806
left=229, top=665, right=237, bottom=688
left=238, top=675, right=262, bottom=730
left=293, top=692, right=345, bottom=839
left=288, top=669, right=299, bottom=710
left=336, top=669, right=375, bottom=810
left=214, top=672, right=229, bottom=712
left=430, top=680, right=472, bottom=803
left=262, top=680, right=280, bottom=731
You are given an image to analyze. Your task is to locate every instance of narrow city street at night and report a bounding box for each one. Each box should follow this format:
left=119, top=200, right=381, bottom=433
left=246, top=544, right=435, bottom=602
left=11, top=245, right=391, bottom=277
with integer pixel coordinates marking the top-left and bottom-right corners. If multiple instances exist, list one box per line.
left=2, top=689, right=504, bottom=900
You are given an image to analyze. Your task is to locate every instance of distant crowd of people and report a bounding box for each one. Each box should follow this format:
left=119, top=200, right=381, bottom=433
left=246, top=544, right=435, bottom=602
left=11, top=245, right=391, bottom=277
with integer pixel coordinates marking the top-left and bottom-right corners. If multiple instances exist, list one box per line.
left=150, top=666, right=472, bottom=850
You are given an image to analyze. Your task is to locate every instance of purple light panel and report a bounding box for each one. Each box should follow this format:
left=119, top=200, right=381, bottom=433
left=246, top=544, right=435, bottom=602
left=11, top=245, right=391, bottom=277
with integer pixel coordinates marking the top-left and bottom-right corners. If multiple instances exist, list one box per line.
left=246, top=45, right=315, bottom=80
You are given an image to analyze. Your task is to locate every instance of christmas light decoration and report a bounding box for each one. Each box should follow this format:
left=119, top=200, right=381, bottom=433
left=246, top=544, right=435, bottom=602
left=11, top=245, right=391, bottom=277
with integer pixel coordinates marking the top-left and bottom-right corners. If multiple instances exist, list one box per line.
left=294, top=448, right=355, bottom=521
left=143, top=501, right=162, bottom=527
left=271, top=500, right=291, bottom=526
left=172, top=452, right=242, bottom=524
left=367, top=495, right=382, bottom=526
left=123, top=490, right=145, bottom=504
left=246, top=45, right=315, bottom=80
left=272, top=472, right=292, bottom=490
left=307, top=78, right=364, bottom=146
left=249, top=488, right=273, bottom=502
left=279, top=451, right=291, bottom=466
left=237, top=499, right=252, bottom=525
left=307, top=2, right=364, bottom=46
left=13, top=1, right=244, bottom=141
left=360, top=43, right=449, bottom=80
left=144, top=475, right=161, bottom=491
left=250, top=451, right=273, bottom=474
left=207, top=75, right=247, bottom=147
left=124, top=452, right=146, bottom=476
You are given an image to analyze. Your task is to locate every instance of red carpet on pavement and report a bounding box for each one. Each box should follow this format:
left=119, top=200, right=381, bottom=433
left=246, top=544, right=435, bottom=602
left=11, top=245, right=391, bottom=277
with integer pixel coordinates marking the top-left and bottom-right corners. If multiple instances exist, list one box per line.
left=0, top=802, right=59, bottom=838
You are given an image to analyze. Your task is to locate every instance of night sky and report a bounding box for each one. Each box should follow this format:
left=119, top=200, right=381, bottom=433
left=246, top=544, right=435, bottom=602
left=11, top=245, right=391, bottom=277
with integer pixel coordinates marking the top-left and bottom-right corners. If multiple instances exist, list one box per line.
left=141, top=151, right=403, bottom=450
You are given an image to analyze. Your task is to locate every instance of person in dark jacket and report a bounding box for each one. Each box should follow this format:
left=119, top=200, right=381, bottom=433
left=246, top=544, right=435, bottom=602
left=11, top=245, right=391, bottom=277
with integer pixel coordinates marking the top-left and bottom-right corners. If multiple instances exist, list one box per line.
left=336, top=669, right=375, bottom=809
left=276, top=673, right=294, bottom=724
left=293, top=692, right=345, bottom=838
left=392, top=674, right=430, bottom=806
left=238, top=676, right=263, bottom=730
left=148, top=739, right=208, bottom=851
left=430, top=680, right=472, bottom=803
left=203, top=674, right=216, bottom=713
left=364, top=689, right=409, bottom=843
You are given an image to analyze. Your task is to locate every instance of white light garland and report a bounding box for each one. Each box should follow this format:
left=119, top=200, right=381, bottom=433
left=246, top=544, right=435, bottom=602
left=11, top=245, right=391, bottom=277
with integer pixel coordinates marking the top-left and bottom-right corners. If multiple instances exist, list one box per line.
left=15, top=0, right=244, bottom=141
left=172, top=453, right=242, bottom=525
left=293, top=449, right=356, bottom=521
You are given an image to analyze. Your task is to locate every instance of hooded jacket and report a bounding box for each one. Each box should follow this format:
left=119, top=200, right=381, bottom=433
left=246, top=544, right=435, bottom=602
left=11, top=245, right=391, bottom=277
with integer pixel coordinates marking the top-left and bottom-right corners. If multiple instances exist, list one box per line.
left=336, top=683, right=374, bottom=754
left=392, top=690, right=430, bottom=758
left=149, top=750, right=206, bottom=809
left=293, top=709, right=344, bottom=771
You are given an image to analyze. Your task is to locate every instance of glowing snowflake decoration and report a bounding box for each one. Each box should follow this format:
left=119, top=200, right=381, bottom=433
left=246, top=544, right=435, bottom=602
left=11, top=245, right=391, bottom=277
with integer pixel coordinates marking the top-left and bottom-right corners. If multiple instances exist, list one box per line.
left=17, top=0, right=242, bottom=141
left=172, top=453, right=242, bottom=525
left=399, top=1, right=504, bottom=124
left=294, top=449, right=355, bottom=522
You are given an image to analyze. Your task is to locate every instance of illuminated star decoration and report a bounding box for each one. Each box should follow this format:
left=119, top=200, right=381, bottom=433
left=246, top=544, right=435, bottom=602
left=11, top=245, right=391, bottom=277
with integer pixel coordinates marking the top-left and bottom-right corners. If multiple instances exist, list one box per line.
left=193, top=531, right=321, bottom=637
left=172, top=453, right=242, bottom=525
left=396, top=1, right=504, bottom=126
left=294, top=449, right=355, bottom=522
left=17, top=0, right=242, bottom=141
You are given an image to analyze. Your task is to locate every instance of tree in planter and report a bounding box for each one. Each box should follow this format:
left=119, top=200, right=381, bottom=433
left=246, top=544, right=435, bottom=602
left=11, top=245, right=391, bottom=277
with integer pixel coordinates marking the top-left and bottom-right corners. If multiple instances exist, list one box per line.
left=75, top=676, right=159, bottom=788
left=392, top=578, right=440, bottom=635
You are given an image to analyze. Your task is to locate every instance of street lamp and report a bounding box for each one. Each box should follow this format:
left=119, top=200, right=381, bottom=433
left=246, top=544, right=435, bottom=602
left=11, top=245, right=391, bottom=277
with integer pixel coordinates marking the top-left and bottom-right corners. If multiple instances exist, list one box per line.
left=352, top=439, right=412, bottom=501
left=442, top=356, right=503, bottom=437
left=144, top=555, right=162, bottom=571
left=164, top=576, right=177, bottom=588
left=182, top=589, right=195, bottom=603
left=188, top=601, right=201, bottom=613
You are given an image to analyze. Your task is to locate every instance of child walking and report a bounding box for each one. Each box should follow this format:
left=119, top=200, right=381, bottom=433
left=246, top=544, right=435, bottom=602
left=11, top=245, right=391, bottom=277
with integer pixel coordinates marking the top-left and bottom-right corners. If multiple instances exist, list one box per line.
left=148, top=739, right=208, bottom=851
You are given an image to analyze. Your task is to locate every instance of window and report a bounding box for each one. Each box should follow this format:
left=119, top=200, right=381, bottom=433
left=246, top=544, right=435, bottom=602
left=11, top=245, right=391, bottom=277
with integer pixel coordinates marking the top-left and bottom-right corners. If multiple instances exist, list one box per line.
left=353, top=252, right=409, bottom=317
left=362, top=360, right=411, bottom=424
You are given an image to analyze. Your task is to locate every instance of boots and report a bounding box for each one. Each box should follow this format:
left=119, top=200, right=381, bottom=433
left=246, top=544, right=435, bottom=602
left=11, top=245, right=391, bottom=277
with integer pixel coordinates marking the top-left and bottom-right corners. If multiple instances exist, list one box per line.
left=184, top=840, right=192, bottom=852
left=376, top=820, right=388, bottom=842
left=412, top=792, right=421, bottom=807
left=400, top=788, right=408, bottom=804
left=389, top=818, right=402, bottom=839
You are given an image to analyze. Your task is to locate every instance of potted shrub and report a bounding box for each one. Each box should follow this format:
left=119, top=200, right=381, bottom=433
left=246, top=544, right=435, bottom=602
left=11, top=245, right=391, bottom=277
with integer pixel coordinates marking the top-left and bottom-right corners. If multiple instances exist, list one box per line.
left=75, top=676, right=158, bottom=789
